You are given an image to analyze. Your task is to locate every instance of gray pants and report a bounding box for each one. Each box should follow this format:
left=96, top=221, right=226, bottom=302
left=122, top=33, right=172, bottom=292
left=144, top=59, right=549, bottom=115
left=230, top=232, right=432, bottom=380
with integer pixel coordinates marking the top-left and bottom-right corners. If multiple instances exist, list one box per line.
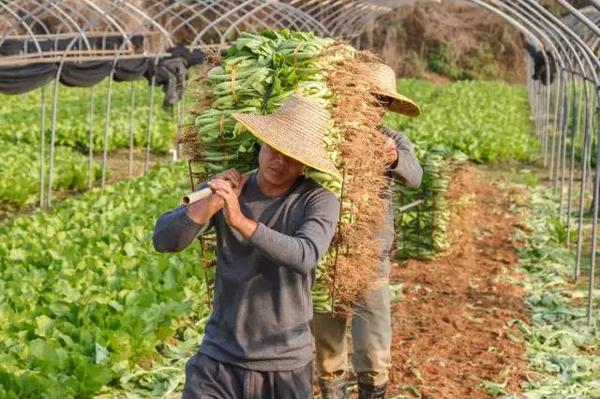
left=312, top=278, right=391, bottom=386
left=182, top=352, right=313, bottom=399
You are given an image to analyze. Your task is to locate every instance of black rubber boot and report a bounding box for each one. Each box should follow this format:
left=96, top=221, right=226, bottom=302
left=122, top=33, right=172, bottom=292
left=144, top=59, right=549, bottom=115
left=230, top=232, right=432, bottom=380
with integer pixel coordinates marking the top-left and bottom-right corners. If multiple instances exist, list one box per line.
left=357, top=381, right=388, bottom=399
left=318, top=378, right=347, bottom=399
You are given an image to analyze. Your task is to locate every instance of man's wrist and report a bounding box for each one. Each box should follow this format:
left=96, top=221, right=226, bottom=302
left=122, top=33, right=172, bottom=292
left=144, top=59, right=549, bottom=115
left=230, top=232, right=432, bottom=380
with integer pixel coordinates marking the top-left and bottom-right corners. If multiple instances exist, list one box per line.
left=186, top=196, right=222, bottom=224
left=232, top=214, right=258, bottom=239
left=207, top=196, right=224, bottom=213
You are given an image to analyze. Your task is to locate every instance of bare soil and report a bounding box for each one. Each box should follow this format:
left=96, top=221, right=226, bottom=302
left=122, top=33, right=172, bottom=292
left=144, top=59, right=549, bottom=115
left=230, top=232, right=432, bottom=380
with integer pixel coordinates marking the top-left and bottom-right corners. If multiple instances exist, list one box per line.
left=387, top=164, right=529, bottom=398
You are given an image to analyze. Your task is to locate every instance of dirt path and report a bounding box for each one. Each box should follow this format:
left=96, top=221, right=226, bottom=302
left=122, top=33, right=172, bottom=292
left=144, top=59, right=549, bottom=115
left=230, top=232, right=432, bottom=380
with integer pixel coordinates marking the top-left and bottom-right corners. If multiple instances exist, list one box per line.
left=388, top=164, right=529, bottom=398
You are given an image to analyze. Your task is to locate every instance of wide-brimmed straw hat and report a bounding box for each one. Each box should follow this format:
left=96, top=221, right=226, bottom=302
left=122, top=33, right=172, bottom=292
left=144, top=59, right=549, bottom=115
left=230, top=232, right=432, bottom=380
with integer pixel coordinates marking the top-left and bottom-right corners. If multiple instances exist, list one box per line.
left=232, top=95, right=341, bottom=178
left=357, top=62, right=421, bottom=117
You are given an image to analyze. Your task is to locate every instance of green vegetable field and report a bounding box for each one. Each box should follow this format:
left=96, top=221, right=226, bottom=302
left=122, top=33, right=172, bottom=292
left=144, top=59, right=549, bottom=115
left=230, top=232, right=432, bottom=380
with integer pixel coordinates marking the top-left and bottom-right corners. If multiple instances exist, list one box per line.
left=2, top=74, right=596, bottom=398
left=0, top=141, right=102, bottom=208
left=385, top=80, right=538, bottom=163
left=0, top=81, right=176, bottom=153
left=0, top=80, right=181, bottom=215
left=0, top=164, right=210, bottom=398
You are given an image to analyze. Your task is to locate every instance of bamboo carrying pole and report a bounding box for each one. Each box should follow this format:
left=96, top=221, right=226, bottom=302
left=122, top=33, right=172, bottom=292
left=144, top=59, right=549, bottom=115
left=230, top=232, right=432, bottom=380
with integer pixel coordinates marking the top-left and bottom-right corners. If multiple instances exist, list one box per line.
left=182, top=186, right=214, bottom=205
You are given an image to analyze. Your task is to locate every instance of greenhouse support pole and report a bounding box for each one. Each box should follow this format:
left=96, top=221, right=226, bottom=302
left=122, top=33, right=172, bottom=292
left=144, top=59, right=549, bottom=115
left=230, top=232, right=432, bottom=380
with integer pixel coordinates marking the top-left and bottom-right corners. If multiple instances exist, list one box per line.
left=128, top=81, right=136, bottom=178
left=549, top=76, right=560, bottom=185
left=541, top=83, right=549, bottom=166
left=144, top=77, right=157, bottom=174
left=176, top=81, right=186, bottom=161
left=558, top=68, right=572, bottom=217
left=39, top=85, right=46, bottom=208
left=101, top=71, right=115, bottom=188
left=552, top=68, right=565, bottom=195
left=545, top=78, right=553, bottom=167
left=88, top=86, right=95, bottom=190
left=47, top=76, right=61, bottom=208
left=575, top=82, right=592, bottom=281
left=566, top=74, right=583, bottom=251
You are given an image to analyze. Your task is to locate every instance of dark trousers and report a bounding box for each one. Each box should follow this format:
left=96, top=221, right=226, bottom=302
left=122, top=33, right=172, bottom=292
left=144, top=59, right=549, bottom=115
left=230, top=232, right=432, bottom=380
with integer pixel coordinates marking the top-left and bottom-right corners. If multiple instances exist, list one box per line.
left=182, top=352, right=313, bottom=399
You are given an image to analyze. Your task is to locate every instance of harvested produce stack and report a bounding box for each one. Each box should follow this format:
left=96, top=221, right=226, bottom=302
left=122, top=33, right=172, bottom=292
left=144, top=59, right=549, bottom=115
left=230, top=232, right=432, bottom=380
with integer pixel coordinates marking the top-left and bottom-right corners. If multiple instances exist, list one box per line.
left=184, top=30, right=333, bottom=175
left=181, top=30, right=390, bottom=313
left=314, top=44, right=389, bottom=312
left=394, top=152, right=452, bottom=259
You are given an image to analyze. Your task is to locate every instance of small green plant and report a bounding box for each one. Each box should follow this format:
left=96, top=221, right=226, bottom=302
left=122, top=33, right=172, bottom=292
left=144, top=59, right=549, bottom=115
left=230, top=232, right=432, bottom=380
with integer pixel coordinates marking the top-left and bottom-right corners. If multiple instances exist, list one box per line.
left=549, top=216, right=568, bottom=245
left=518, top=170, right=539, bottom=187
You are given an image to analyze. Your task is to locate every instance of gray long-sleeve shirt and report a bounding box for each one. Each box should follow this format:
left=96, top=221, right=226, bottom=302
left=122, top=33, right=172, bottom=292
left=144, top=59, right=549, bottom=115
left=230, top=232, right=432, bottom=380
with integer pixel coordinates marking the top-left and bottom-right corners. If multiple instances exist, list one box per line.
left=153, top=172, right=339, bottom=371
left=378, top=126, right=423, bottom=275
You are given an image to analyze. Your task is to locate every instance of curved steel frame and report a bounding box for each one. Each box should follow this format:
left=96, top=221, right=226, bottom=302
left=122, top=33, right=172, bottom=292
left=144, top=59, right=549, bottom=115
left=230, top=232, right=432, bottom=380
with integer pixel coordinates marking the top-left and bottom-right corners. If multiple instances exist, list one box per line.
left=459, top=0, right=600, bottom=326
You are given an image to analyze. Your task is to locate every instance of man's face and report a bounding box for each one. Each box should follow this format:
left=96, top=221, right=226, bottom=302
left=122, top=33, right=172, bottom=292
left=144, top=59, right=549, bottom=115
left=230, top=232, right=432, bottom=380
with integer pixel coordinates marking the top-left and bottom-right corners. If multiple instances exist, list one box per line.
left=258, top=143, right=305, bottom=186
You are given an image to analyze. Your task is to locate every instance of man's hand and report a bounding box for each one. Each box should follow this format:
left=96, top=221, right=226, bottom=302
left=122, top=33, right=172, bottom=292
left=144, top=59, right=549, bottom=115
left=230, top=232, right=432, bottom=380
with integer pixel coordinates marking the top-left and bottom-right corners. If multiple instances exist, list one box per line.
left=213, top=168, right=243, bottom=192
left=205, top=168, right=244, bottom=210
left=383, top=136, right=399, bottom=164
left=207, top=176, right=246, bottom=226
left=209, top=175, right=257, bottom=239
left=185, top=169, right=243, bottom=224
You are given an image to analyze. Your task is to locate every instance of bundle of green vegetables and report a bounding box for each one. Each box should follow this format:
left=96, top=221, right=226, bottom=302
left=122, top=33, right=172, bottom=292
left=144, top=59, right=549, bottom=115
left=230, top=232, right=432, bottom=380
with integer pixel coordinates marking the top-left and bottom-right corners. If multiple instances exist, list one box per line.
left=190, top=30, right=349, bottom=313
left=194, top=30, right=337, bottom=176
left=394, top=151, right=451, bottom=259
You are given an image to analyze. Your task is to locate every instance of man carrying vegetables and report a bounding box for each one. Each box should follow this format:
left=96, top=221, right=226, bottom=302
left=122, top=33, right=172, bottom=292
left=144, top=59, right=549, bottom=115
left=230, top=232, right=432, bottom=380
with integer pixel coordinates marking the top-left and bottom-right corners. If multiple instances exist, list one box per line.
left=312, top=63, right=423, bottom=399
left=153, top=95, right=340, bottom=399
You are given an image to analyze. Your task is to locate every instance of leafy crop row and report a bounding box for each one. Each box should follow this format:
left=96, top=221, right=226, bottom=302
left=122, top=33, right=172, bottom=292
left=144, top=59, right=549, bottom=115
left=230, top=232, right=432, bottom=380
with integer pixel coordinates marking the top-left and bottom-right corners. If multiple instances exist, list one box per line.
left=512, top=186, right=599, bottom=399
left=386, top=79, right=538, bottom=163
left=0, top=141, right=101, bottom=209
left=0, top=163, right=209, bottom=399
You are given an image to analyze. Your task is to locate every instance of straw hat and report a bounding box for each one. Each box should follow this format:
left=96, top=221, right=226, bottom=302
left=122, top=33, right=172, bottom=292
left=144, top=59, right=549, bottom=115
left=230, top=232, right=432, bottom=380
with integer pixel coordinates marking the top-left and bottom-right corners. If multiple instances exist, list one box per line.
left=232, top=95, right=341, bottom=178
left=357, top=62, right=421, bottom=117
